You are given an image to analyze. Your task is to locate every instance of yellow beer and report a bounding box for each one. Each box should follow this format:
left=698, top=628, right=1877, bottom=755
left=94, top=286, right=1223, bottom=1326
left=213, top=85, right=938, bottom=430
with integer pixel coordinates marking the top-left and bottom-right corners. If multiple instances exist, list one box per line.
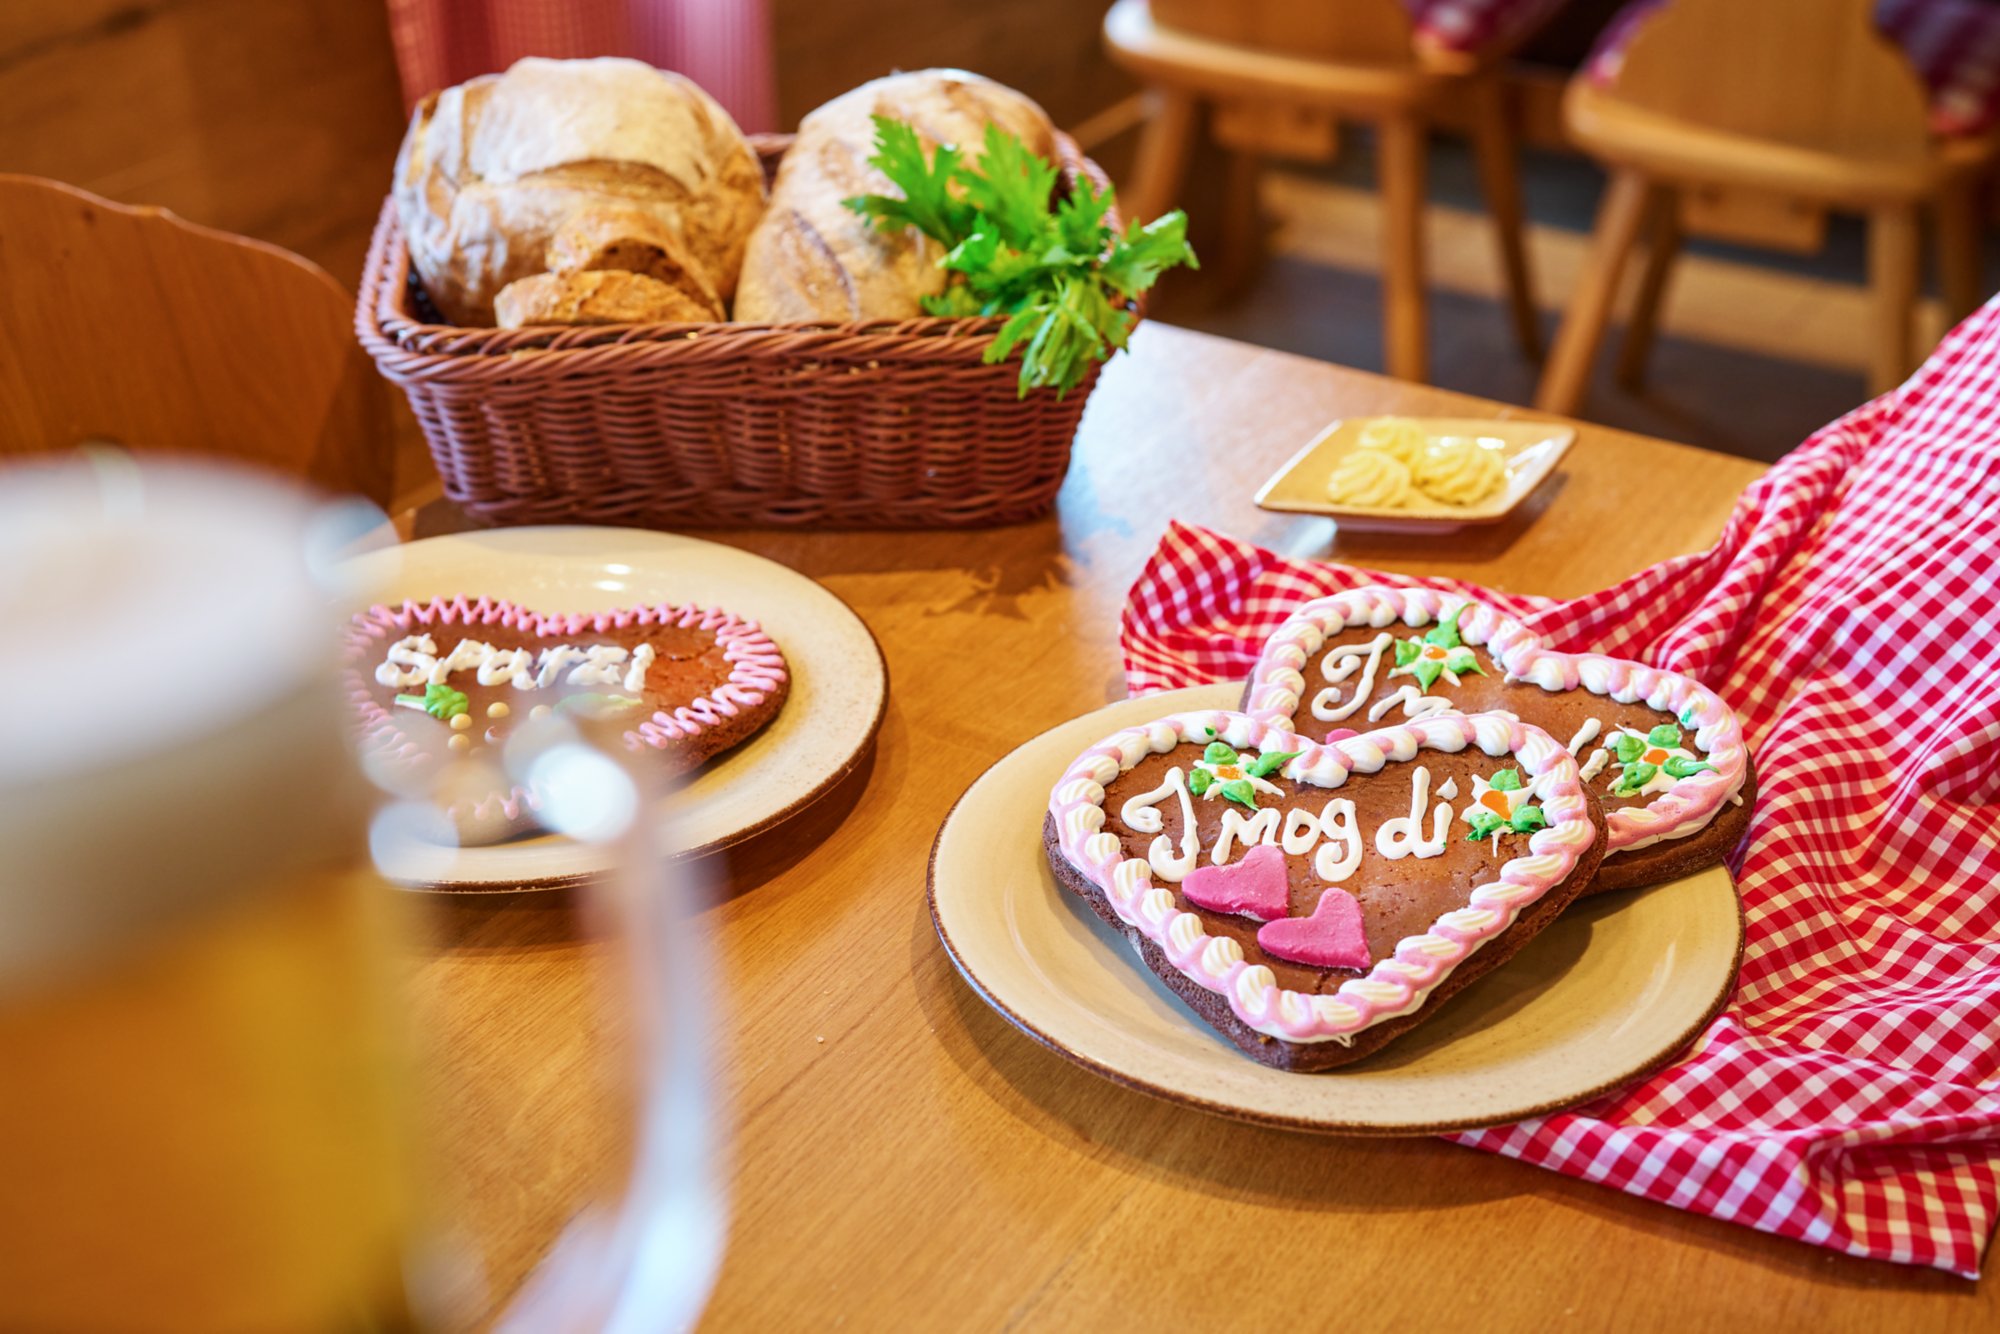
left=0, top=460, right=417, bottom=1332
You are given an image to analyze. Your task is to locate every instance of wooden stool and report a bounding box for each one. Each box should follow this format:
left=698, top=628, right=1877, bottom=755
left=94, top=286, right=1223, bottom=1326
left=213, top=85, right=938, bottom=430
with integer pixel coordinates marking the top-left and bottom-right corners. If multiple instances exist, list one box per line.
left=1104, top=0, right=1546, bottom=384
left=0, top=175, right=393, bottom=504
left=1534, top=0, right=1998, bottom=415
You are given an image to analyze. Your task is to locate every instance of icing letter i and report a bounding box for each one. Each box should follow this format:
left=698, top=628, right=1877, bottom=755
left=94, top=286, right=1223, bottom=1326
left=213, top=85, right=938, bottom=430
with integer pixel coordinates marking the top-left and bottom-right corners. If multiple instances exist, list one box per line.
left=1375, top=765, right=1450, bottom=860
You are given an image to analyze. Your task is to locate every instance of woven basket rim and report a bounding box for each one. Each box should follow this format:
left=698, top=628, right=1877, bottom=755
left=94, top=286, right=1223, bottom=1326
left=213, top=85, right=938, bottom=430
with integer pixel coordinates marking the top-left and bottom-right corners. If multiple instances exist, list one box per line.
left=358, top=129, right=1120, bottom=367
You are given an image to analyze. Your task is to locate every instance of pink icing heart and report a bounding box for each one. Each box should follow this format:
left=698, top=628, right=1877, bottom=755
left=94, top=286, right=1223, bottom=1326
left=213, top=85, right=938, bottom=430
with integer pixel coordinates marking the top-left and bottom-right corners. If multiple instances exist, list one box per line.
left=1256, top=888, right=1371, bottom=969
left=1324, top=727, right=1360, bottom=742
left=1180, top=844, right=1291, bottom=921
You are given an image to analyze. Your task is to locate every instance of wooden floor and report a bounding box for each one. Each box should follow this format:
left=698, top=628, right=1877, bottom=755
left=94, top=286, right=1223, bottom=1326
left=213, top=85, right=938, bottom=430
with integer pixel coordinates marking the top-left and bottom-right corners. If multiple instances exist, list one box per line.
left=1162, top=136, right=1995, bottom=464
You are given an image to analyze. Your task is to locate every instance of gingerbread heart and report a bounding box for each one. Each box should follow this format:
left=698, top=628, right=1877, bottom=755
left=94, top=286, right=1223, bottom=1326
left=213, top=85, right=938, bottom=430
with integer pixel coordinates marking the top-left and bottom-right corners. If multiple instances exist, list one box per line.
left=1044, top=709, right=1605, bottom=1071
left=345, top=595, right=788, bottom=844
left=1242, top=588, right=1753, bottom=893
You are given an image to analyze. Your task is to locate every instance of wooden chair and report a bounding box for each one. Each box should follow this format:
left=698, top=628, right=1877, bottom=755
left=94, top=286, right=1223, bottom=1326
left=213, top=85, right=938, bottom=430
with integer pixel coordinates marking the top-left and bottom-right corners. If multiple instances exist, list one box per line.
left=0, top=175, right=393, bottom=505
left=1534, top=0, right=1997, bottom=415
left=1104, top=0, right=1545, bottom=384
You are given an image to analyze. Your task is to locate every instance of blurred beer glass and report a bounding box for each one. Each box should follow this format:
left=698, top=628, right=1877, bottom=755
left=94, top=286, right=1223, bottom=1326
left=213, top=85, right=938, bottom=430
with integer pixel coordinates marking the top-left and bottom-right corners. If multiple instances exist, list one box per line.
left=0, top=457, right=723, bottom=1332
left=0, top=458, right=414, bottom=1331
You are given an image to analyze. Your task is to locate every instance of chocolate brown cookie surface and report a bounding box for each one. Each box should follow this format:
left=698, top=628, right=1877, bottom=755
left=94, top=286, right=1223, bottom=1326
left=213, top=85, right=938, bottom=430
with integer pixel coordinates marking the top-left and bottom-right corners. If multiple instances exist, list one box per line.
left=1045, top=708, right=1605, bottom=1071
left=346, top=595, right=788, bottom=843
left=1243, top=588, right=1752, bottom=895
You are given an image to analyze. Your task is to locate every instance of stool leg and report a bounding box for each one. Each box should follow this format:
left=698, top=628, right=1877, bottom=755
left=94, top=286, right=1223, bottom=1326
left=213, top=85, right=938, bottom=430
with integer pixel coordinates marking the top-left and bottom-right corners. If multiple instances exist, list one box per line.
left=1125, top=88, right=1199, bottom=224
left=1936, top=178, right=1985, bottom=325
left=1867, top=204, right=1920, bottom=396
left=1615, top=187, right=1682, bottom=391
left=1215, top=149, right=1267, bottom=298
left=1535, top=169, right=1653, bottom=416
left=1377, top=114, right=1429, bottom=383
left=1467, top=73, right=1541, bottom=363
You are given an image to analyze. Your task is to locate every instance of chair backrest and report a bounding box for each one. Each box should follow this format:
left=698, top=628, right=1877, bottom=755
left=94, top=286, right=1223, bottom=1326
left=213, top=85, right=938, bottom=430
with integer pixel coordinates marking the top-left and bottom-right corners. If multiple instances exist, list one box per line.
left=1149, top=0, right=1415, bottom=66
left=0, top=175, right=393, bottom=505
left=1604, top=0, right=1933, bottom=161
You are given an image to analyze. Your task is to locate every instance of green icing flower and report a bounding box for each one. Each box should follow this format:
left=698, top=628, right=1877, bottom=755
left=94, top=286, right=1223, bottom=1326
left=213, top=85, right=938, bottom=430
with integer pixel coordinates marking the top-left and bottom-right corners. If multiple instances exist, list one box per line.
left=1465, top=809, right=1506, bottom=841
left=1603, top=722, right=1713, bottom=798
left=1391, top=604, right=1486, bottom=692
left=1188, top=743, right=1293, bottom=810
left=1611, top=762, right=1660, bottom=797
left=394, top=681, right=470, bottom=721
left=1462, top=767, right=1547, bottom=842
left=1424, top=603, right=1468, bottom=650
left=1245, top=749, right=1300, bottom=778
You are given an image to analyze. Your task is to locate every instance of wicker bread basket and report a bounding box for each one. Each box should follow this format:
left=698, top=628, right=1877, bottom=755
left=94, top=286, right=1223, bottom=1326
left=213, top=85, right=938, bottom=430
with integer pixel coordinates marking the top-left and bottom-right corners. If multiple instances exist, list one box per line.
left=356, top=132, right=1127, bottom=529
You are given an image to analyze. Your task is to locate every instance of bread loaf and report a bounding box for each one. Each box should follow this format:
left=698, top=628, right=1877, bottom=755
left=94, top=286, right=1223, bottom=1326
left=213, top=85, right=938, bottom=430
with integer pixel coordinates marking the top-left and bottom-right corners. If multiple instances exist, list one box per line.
left=393, top=56, right=765, bottom=326
left=733, top=70, right=1055, bottom=324
left=544, top=206, right=726, bottom=318
left=494, top=271, right=716, bottom=328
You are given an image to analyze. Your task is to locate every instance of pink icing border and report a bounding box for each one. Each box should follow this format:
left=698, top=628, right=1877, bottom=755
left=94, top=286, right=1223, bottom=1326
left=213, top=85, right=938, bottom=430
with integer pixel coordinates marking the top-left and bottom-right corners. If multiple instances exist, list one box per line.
left=1047, top=708, right=1597, bottom=1045
left=342, top=594, right=787, bottom=828
left=1242, top=587, right=1749, bottom=855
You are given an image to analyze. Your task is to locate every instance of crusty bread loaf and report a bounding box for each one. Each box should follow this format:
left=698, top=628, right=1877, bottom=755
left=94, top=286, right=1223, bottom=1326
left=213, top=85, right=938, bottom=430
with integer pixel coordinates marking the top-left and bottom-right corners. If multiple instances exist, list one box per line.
left=544, top=206, right=726, bottom=318
left=733, top=70, right=1055, bottom=324
left=393, top=56, right=765, bottom=326
left=494, top=270, right=716, bottom=328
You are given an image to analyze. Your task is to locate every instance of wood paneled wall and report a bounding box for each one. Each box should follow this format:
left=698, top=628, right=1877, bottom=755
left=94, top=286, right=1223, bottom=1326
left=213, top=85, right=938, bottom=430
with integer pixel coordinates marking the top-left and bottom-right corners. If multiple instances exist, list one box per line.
left=0, top=0, right=409, bottom=290
left=1, top=1, right=1127, bottom=291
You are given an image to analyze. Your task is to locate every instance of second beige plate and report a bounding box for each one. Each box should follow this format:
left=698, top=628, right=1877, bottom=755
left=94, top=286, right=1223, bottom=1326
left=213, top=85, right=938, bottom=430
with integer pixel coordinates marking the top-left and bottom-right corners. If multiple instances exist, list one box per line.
left=339, top=526, right=887, bottom=891
left=1255, top=416, right=1576, bottom=534
left=929, top=685, right=1742, bottom=1135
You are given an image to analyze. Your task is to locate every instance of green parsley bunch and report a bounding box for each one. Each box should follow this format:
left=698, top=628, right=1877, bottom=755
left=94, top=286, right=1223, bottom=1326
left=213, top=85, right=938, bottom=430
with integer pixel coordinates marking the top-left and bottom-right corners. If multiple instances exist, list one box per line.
left=842, top=116, right=1198, bottom=396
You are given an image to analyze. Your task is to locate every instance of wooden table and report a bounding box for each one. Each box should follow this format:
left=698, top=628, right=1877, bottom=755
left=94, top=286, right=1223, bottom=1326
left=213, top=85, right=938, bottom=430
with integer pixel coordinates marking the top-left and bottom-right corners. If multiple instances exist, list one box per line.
left=404, top=325, right=1992, bottom=1331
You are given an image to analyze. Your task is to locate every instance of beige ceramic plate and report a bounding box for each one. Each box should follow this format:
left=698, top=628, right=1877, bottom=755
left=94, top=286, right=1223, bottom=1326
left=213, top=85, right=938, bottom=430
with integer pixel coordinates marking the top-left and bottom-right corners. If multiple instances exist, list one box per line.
left=929, top=685, right=1742, bottom=1134
left=1254, top=416, right=1576, bottom=534
left=340, top=526, right=886, bottom=891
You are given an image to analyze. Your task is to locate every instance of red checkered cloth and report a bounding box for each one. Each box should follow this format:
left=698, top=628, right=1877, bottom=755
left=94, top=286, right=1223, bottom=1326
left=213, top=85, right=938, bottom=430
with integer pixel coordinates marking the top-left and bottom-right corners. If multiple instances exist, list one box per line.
left=1407, top=0, right=1567, bottom=54
left=1118, top=301, right=2000, bottom=1276
left=382, top=0, right=776, bottom=131
left=1588, top=0, right=2000, bottom=136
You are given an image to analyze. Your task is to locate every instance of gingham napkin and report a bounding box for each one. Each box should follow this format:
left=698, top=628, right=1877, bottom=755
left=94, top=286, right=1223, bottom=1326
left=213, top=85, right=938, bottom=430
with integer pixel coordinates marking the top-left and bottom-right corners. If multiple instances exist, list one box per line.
left=1118, top=305, right=2000, bottom=1277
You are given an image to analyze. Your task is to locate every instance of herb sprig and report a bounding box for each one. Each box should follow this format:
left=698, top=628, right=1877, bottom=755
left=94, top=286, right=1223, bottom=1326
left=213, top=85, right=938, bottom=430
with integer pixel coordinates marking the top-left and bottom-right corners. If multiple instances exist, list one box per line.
left=843, top=117, right=1198, bottom=396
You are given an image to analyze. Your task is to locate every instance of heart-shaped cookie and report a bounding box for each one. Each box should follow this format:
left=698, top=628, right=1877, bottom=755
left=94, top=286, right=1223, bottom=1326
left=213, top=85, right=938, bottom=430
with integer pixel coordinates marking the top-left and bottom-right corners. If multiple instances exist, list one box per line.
left=1044, top=708, right=1605, bottom=1071
left=345, top=595, right=788, bottom=844
left=1242, top=588, right=1752, bottom=892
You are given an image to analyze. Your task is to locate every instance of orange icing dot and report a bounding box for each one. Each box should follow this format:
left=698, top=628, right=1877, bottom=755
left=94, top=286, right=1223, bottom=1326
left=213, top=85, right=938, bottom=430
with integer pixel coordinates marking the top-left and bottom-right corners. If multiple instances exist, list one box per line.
left=1423, top=645, right=1448, bottom=660
left=1479, top=791, right=1511, bottom=814
left=1642, top=748, right=1669, bottom=764
left=1214, top=764, right=1242, bottom=780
